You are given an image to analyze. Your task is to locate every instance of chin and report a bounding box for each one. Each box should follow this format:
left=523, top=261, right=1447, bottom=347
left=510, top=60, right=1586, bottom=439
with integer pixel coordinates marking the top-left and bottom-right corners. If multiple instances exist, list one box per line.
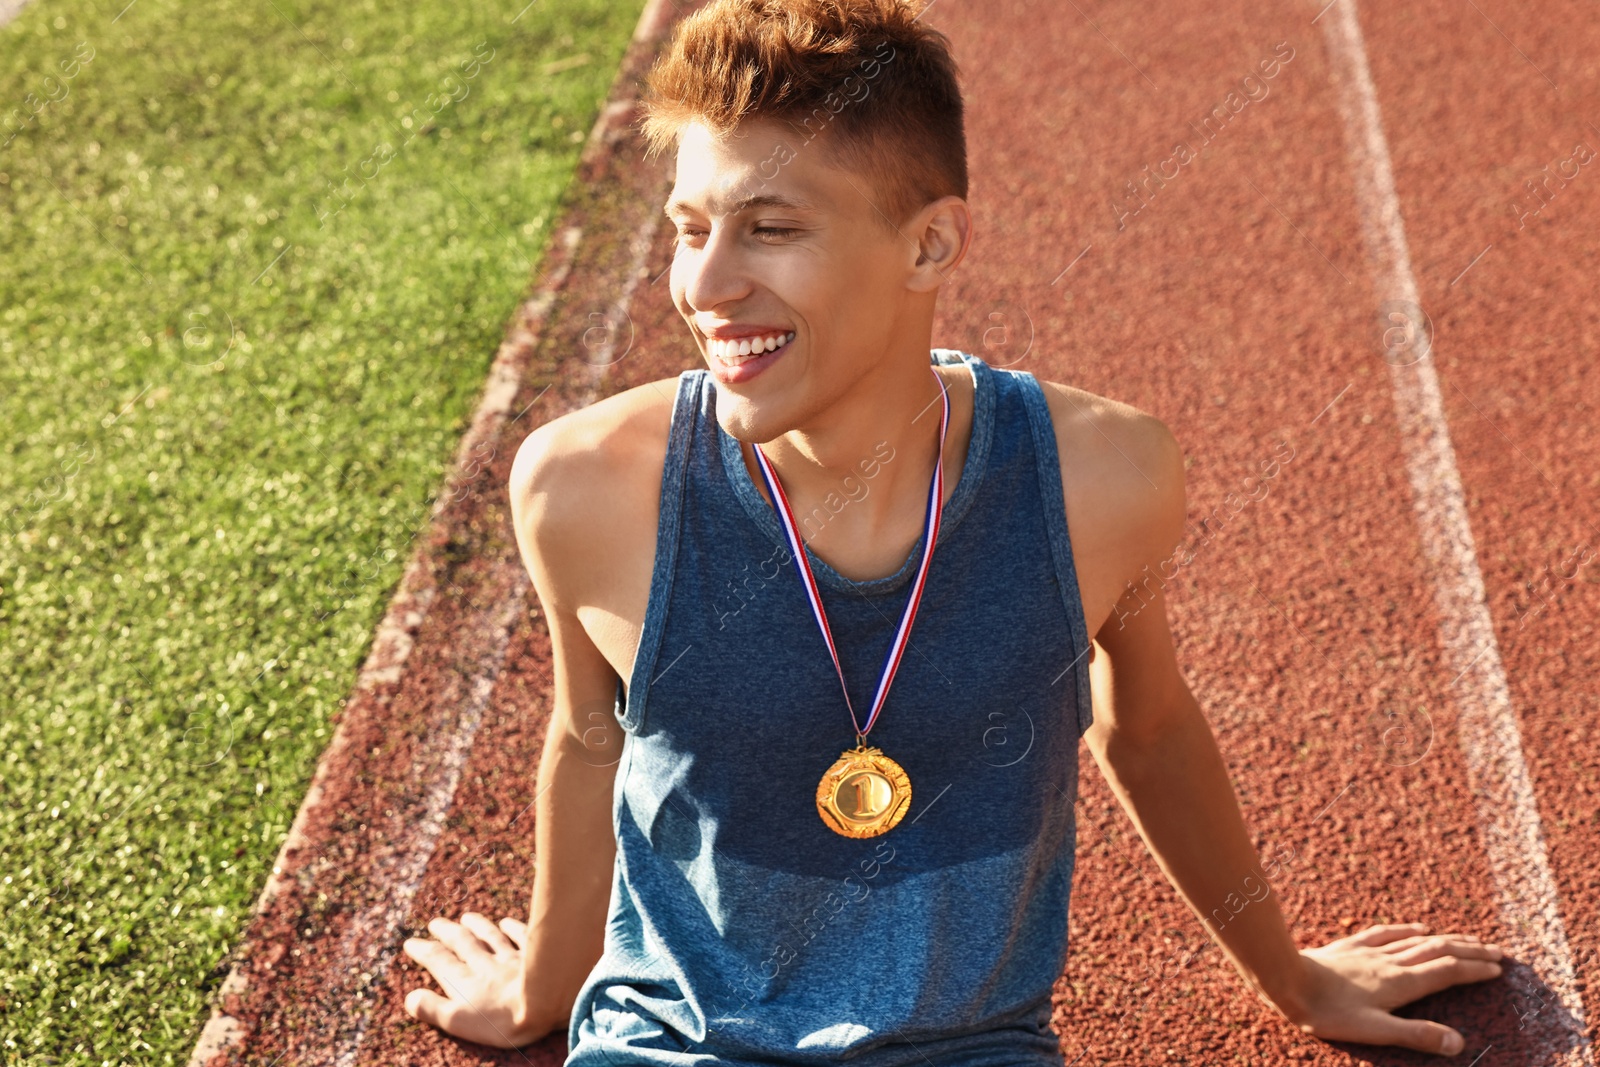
left=713, top=389, right=797, bottom=446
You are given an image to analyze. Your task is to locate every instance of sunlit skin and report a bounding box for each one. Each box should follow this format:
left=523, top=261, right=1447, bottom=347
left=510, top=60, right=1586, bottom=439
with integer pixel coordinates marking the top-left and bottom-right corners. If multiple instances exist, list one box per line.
left=666, top=116, right=975, bottom=569
left=398, top=114, right=1507, bottom=1058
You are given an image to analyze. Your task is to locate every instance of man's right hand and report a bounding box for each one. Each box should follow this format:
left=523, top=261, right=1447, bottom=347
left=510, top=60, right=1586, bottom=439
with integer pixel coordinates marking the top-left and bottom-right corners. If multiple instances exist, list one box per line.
left=402, top=913, right=562, bottom=1049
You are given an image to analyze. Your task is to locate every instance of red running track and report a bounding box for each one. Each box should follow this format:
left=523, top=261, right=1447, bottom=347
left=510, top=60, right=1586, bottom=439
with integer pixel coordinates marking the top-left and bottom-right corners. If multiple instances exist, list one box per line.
left=190, top=0, right=1600, bottom=1063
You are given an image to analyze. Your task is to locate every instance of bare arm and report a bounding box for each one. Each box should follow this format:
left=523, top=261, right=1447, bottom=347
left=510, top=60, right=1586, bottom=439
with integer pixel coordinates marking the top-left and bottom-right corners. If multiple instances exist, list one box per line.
left=401, top=420, right=624, bottom=1047
left=515, top=423, right=625, bottom=1035
left=1079, top=414, right=1502, bottom=1058
left=1086, top=577, right=1308, bottom=1013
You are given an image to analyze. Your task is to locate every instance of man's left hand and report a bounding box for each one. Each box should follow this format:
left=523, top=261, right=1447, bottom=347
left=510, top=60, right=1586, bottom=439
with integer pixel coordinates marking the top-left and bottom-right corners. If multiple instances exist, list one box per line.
left=1277, top=922, right=1504, bottom=1057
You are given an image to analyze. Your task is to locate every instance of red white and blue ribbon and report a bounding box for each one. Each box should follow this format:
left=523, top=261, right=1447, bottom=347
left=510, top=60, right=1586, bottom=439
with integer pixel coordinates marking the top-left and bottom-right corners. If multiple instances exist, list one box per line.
left=751, top=367, right=951, bottom=743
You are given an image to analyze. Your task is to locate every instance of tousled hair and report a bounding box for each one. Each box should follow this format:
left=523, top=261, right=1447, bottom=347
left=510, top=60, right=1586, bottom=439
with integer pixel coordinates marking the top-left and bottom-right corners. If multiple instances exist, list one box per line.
left=638, top=0, right=967, bottom=235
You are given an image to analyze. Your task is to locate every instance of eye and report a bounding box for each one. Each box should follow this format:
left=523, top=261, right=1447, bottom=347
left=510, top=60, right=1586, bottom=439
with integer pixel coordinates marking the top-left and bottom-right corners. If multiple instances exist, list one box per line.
left=672, top=224, right=798, bottom=243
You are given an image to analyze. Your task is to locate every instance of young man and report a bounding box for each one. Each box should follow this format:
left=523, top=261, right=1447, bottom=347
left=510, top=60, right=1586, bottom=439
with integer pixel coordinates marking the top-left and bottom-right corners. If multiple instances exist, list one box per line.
left=400, top=0, right=1504, bottom=1061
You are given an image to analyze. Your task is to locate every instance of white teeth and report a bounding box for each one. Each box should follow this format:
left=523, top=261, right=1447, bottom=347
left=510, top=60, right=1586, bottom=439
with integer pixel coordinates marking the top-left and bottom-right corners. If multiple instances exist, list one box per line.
left=710, top=331, right=794, bottom=364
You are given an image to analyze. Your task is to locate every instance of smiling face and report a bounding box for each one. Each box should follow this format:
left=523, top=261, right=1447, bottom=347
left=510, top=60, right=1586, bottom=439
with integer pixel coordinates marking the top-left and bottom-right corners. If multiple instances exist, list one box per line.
left=666, top=118, right=949, bottom=444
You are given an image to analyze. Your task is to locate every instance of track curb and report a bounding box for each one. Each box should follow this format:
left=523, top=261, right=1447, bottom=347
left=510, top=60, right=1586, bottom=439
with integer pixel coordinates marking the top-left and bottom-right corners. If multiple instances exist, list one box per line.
left=183, top=1, right=682, bottom=1062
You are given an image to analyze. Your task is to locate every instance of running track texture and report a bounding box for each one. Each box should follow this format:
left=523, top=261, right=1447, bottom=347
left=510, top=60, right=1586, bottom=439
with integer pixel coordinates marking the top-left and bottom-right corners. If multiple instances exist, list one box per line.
left=188, top=0, right=1600, bottom=1063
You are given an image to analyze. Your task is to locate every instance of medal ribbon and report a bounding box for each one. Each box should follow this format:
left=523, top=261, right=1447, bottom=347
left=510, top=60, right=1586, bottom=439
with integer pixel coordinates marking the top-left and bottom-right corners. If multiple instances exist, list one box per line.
left=751, top=367, right=951, bottom=743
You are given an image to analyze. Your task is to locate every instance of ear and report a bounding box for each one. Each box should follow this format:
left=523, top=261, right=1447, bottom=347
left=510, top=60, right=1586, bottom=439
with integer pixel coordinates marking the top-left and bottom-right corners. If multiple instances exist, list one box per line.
left=907, top=195, right=972, bottom=292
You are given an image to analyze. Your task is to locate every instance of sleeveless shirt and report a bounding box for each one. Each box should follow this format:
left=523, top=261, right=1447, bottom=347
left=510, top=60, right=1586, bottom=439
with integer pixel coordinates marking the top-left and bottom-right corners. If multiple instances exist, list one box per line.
left=565, top=350, right=1096, bottom=1067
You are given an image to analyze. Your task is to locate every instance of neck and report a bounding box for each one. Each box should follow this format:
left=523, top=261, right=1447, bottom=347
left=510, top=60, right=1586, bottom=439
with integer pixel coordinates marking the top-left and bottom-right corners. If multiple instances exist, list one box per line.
left=751, top=357, right=952, bottom=542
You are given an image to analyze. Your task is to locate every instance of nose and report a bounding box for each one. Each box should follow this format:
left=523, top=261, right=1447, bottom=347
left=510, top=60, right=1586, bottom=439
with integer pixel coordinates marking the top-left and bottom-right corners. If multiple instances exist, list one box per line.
left=678, top=224, right=753, bottom=320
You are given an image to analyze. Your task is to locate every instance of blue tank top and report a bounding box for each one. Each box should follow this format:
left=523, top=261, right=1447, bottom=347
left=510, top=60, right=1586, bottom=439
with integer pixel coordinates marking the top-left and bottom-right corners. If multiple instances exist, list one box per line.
left=566, top=350, right=1095, bottom=1067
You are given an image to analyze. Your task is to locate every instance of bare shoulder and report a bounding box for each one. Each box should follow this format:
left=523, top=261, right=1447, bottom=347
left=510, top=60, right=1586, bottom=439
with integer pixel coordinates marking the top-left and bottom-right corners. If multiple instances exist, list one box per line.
left=1034, top=379, right=1187, bottom=639
left=508, top=376, right=682, bottom=614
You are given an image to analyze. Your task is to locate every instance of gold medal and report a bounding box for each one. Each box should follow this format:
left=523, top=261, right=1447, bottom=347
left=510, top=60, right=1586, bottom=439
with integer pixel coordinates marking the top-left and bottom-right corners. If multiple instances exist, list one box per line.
left=816, top=743, right=912, bottom=839
left=751, top=366, right=952, bottom=840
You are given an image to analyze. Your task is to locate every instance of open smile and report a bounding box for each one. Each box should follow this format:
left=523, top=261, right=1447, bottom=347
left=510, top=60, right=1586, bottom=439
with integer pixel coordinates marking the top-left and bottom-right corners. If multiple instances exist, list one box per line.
left=707, top=330, right=796, bottom=366
left=705, top=330, right=797, bottom=384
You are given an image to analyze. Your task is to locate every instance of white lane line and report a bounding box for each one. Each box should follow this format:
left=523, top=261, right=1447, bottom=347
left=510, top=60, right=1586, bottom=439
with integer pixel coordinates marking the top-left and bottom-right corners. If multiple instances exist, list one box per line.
left=330, top=582, right=528, bottom=1065
left=1320, top=3, right=1593, bottom=1063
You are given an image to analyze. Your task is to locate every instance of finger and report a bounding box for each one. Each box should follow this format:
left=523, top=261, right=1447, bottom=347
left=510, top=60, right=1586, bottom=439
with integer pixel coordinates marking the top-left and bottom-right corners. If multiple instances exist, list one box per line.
left=401, top=937, right=472, bottom=987
left=1414, top=954, right=1505, bottom=988
left=460, top=912, right=515, bottom=954
left=1354, top=1006, right=1468, bottom=1057
left=406, top=987, right=466, bottom=1030
left=1346, top=922, right=1433, bottom=948
left=404, top=985, right=519, bottom=1049
left=499, top=917, right=529, bottom=949
left=1392, top=937, right=1504, bottom=967
left=1376, top=934, right=1432, bottom=955
left=427, top=917, right=492, bottom=964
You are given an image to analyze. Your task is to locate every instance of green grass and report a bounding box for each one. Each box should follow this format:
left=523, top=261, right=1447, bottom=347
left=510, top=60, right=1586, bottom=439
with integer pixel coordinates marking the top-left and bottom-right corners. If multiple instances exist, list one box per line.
left=0, top=0, right=645, bottom=1060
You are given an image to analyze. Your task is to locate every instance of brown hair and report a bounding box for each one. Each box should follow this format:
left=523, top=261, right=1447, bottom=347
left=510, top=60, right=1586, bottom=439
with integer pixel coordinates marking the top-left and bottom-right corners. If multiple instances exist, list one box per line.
left=639, top=0, right=967, bottom=235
